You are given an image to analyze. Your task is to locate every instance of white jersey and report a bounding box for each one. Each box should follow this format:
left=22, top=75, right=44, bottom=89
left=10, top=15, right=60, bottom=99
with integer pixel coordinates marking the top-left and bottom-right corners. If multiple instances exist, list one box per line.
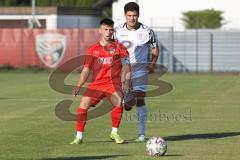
left=115, top=23, right=159, bottom=91
left=114, top=23, right=159, bottom=64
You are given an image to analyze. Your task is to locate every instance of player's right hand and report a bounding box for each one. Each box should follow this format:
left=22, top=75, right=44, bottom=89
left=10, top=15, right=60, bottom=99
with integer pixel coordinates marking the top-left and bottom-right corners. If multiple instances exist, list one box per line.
left=72, top=86, right=80, bottom=97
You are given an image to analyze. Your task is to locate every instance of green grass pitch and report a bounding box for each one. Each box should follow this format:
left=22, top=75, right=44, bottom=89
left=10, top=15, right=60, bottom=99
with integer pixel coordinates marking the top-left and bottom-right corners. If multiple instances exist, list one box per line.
left=0, top=71, right=239, bottom=160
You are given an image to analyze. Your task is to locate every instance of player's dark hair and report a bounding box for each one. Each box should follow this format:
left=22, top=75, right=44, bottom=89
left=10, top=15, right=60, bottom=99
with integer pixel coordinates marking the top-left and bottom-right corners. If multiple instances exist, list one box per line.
left=99, top=18, right=114, bottom=26
left=124, top=2, right=139, bottom=14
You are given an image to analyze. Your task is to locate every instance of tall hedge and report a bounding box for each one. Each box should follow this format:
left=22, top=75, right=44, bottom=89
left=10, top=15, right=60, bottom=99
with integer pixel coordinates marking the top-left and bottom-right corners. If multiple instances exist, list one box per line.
left=182, top=9, right=224, bottom=29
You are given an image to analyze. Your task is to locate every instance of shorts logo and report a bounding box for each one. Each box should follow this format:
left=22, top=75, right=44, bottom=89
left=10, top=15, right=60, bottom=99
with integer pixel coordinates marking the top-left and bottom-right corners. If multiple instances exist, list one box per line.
left=98, top=57, right=113, bottom=64
left=35, top=32, right=67, bottom=68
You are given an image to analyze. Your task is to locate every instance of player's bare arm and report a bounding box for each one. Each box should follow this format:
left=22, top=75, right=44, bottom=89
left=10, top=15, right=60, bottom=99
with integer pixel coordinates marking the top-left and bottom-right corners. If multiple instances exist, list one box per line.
left=148, top=46, right=160, bottom=74
left=122, top=63, right=131, bottom=93
left=72, top=67, right=90, bottom=97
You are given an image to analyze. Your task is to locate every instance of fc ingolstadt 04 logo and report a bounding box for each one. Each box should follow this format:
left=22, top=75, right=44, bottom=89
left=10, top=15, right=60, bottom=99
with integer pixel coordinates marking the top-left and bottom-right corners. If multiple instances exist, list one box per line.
left=35, top=32, right=67, bottom=68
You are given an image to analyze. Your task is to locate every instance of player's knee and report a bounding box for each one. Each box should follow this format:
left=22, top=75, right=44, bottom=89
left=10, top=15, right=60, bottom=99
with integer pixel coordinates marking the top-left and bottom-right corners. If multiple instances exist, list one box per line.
left=110, top=92, right=122, bottom=106
left=112, top=99, right=122, bottom=107
left=78, top=104, right=90, bottom=110
left=79, top=97, right=92, bottom=109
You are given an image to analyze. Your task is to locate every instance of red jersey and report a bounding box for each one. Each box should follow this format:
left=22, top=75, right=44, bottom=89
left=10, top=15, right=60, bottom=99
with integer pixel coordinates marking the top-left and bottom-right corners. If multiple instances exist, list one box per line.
left=84, top=40, right=129, bottom=85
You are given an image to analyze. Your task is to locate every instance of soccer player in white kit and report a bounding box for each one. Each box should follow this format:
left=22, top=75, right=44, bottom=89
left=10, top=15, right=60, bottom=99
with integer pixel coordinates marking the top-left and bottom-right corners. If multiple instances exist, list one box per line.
left=114, top=2, right=160, bottom=142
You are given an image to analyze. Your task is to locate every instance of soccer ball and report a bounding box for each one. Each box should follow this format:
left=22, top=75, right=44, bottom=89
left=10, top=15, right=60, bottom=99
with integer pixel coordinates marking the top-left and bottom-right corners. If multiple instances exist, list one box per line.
left=146, top=136, right=167, bottom=156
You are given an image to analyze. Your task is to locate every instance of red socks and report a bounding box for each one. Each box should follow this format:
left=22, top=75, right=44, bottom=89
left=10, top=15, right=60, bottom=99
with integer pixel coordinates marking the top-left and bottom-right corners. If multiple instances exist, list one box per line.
left=111, top=106, right=123, bottom=128
left=76, top=106, right=123, bottom=132
left=76, top=107, right=88, bottom=132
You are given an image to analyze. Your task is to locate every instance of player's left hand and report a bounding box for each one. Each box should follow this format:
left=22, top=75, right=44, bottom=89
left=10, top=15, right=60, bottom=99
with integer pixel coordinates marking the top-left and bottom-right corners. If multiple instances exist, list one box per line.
left=72, top=86, right=80, bottom=98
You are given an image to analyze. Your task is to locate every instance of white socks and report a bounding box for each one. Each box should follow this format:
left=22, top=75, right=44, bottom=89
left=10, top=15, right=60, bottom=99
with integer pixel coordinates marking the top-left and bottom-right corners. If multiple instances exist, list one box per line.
left=77, top=128, right=118, bottom=139
left=76, top=131, right=83, bottom=139
left=111, top=127, right=118, bottom=134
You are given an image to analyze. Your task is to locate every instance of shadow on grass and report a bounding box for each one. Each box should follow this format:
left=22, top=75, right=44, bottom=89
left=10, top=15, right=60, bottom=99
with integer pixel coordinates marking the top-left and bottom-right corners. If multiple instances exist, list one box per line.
left=163, top=154, right=184, bottom=157
left=81, top=140, right=129, bottom=144
left=75, top=132, right=240, bottom=144
left=0, top=97, right=13, bottom=100
left=164, top=132, right=240, bottom=141
left=40, top=154, right=129, bottom=160
left=85, top=139, right=141, bottom=144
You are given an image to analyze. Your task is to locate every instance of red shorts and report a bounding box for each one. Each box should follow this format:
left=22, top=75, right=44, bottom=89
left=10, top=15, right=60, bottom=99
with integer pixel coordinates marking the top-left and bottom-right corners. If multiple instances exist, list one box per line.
left=83, top=83, right=122, bottom=106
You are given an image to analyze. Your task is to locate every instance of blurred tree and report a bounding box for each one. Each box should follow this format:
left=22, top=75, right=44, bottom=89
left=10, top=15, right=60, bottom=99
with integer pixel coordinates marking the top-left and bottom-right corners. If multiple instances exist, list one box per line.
left=36, top=0, right=49, bottom=6
left=0, top=0, right=17, bottom=6
left=0, top=0, right=98, bottom=7
left=37, top=0, right=97, bottom=7
left=16, top=0, right=31, bottom=6
left=182, top=9, right=224, bottom=29
left=101, top=6, right=112, bottom=18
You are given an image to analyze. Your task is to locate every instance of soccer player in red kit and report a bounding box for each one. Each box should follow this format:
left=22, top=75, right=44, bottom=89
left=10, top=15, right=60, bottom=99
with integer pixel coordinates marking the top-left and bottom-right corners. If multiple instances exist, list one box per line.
left=70, top=18, right=131, bottom=144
